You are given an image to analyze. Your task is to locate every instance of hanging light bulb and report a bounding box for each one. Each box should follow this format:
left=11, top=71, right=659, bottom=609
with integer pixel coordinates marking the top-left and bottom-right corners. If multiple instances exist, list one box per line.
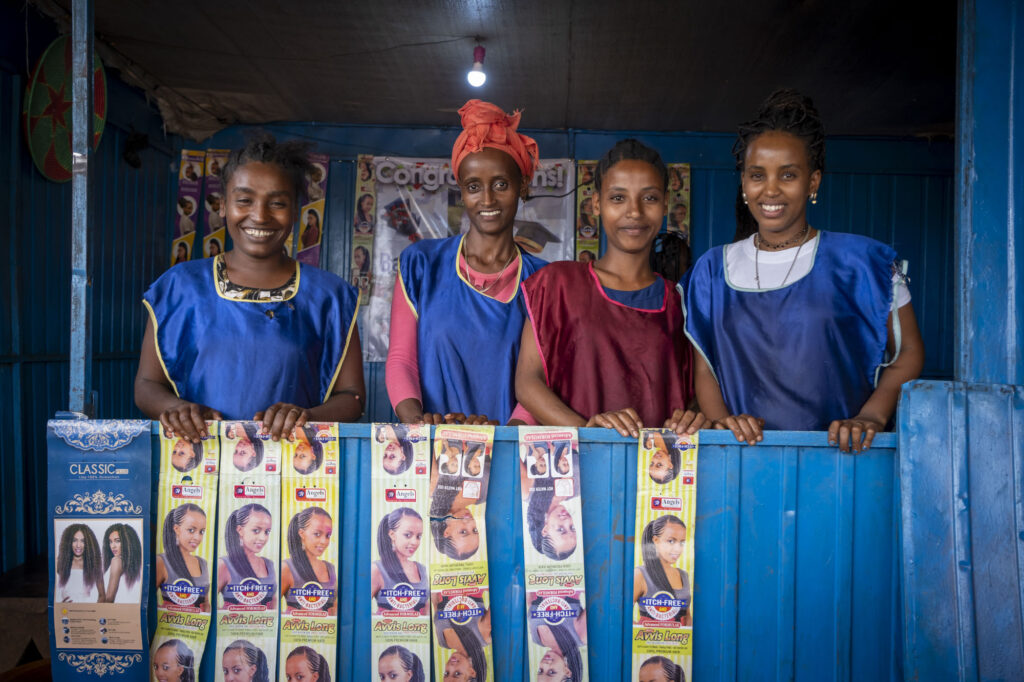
left=467, top=44, right=486, bottom=87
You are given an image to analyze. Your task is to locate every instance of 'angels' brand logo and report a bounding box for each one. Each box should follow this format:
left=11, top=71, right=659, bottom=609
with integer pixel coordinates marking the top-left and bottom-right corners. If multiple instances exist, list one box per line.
left=385, top=489, right=416, bottom=502
left=639, top=591, right=687, bottom=621
left=226, top=577, right=272, bottom=606
left=438, top=595, right=483, bottom=625
left=530, top=596, right=577, bottom=626
left=295, top=488, right=327, bottom=501
left=171, top=485, right=203, bottom=499
left=381, top=583, right=427, bottom=612
left=234, top=484, right=266, bottom=499
left=650, top=497, right=682, bottom=510
left=161, top=578, right=206, bottom=607
left=69, top=463, right=127, bottom=476
left=290, top=581, right=333, bottom=611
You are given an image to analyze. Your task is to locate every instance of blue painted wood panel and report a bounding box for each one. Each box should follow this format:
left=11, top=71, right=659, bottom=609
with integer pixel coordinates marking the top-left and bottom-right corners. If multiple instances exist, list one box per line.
left=899, top=380, right=1024, bottom=682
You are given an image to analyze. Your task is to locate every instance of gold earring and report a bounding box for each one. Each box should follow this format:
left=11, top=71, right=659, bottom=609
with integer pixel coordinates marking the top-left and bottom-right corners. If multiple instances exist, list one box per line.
left=810, top=192, right=817, bottom=205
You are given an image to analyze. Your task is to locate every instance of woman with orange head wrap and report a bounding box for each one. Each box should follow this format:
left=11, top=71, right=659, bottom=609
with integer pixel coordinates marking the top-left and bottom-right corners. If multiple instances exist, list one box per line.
left=385, top=100, right=546, bottom=425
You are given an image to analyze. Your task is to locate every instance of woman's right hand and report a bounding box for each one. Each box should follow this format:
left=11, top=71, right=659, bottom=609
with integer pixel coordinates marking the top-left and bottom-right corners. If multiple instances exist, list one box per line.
left=586, top=408, right=643, bottom=437
left=159, top=401, right=222, bottom=442
left=711, top=414, right=765, bottom=444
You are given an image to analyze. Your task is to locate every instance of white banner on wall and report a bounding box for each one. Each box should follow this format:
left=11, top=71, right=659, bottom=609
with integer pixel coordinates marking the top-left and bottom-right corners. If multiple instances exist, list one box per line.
left=360, top=156, right=576, bottom=362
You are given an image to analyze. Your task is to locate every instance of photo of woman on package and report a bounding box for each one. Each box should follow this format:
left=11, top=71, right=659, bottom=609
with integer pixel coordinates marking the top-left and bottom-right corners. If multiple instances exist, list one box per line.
left=633, top=515, right=691, bottom=626
left=520, top=451, right=580, bottom=562
left=638, top=655, right=684, bottom=682
left=229, top=422, right=264, bottom=473
left=221, top=639, right=270, bottom=682
left=439, top=438, right=463, bottom=476
left=280, top=506, right=336, bottom=615
left=376, top=424, right=414, bottom=475
left=551, top=441, right=574, bottom=477
left=55, top=523, right=104, bottom=602
left=101, top=522, right=142, bottom=603
left=355, top=193, right=375, bottom=233
left=292, top=424, right=324, bottom=475
left=155, top=503, right=210, bottom=612
left=528, top=594, right=586, bottom=682
left=429, top=445, right=489, bottom=561
left=301, top=208, right=321, bottom=249
left=170, top=437, right=203, bottom=473
left=434, top=594, right=491, bottom=682
left=217, top=503, right=276, bottom=609
left=152, top=638, right=195, bottom=682
left=371, top=507, right=427, bottom=615
left=644, top=431, right=684, bottom=485
left=285, top=645, right=331, bottom=682
left=377, top=645, right=425, bottom=682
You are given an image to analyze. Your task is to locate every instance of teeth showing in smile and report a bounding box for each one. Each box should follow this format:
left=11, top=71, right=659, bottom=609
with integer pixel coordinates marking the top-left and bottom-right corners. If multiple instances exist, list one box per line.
left=244, top=228, right=274, bottom=238
left=479, top=210, right=500, bottom=217
left=761, top=204, right=784, bottom=212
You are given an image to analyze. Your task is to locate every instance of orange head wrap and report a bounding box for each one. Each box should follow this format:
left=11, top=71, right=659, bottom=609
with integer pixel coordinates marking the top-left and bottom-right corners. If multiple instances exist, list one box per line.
left=451, top=99, right=540, bottom=183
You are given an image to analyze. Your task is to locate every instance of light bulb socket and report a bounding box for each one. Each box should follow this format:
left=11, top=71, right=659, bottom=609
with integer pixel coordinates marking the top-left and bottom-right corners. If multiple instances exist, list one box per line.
left=473, top=45, right=486, bottom=63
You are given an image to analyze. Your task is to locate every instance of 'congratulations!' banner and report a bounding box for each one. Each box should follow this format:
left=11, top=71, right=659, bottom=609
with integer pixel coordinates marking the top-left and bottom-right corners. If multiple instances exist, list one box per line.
left=630, top=430, right=698, bottom=681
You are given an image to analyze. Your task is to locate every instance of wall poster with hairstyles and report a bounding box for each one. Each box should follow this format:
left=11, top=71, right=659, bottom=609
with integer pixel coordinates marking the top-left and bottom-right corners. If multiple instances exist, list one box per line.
left=429, top=425, right=495, bottom=682
left=518, top=426, right=590, bottom=682
left=278, top=423, right=340, bottom=682
left=201, top=149, right=229, bottom=259
left=293, top=152, right=329, bottom=266
left=630, top=430, right=698, bottom=682
left=355, top=155, right=576, bottom=361
left=215, top=422, right=282, bottom=682
left=152, top=422, right=220, bottom=682
left=172, top=149, right=205, bottom=268
left=351, top=154, right=376, bottom=306
left=370, top=424, right=430, bottom=682
left=46, top=419, right=151, bottom=681
left=666, top=163, right=691, bottom=243
left=575, top=161, right=599, bottom=264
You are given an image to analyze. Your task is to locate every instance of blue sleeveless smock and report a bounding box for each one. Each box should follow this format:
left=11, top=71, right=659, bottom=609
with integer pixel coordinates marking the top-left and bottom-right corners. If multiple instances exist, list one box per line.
left=681, top=231, right=899, bottom=431
left=398, top=235, right=546, bottom=423
left=143, top=257, right=359, bottom=420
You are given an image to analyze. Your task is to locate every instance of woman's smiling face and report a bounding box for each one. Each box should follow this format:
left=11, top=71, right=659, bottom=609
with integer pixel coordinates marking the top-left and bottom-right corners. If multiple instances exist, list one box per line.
left=174, top=511, right=207, bottom=554
left=299, top=513, right=333, bottom=558
left=238, top=511, right=272, bottom=555
left=389, top=514, right=423, bottom=560
left=542, top=504, right=577, bottom=556
left=443, top=510, right=480, bottom=556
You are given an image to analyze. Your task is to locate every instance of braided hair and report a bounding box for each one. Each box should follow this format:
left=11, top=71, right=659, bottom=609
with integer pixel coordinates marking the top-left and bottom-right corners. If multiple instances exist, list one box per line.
left=377, top=507, right=422, bottom=581
left=222, top=639, right=269, bottom=682
left=531, top=596, right=584, bottom=681
left=102, top=523, right=142, bottom=589
left=171, top=439, right=203, bottom=473
left=731, top=89, right=826, bottom=241
left=235, top=423, right=264, bottom=472
left=649, top=446, right=682, bottom=485
left=429, top=476, right=477, bottom=560
left=640, top=655, right=684, bottom=682
left=222, top=131, right=314, bottom=206
left=286, top=646, right=331, bottom=682
left=641, top=516, right=687, bottom=597
left=155, top=639, right=195, bottom=682
left=527, top=486, right=574, bottom=561
left=378, top=645, right=425, bottom=682
left=594, top=139, right=668, bottom=193
left=225, top=503, right=272, bottom=579
left=57, top=523, right=103, bottom=593
left=294, top=424, right=324, bottom=475
left=162, top=503, right=206, bottom=580
left=286, top=507, right=332, bottom=583
left=439, top=596, right=488, bottom=682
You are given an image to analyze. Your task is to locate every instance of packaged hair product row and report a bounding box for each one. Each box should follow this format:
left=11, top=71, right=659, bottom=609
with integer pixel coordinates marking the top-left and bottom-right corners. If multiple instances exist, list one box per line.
left=47, top=420, right=698, bottom=682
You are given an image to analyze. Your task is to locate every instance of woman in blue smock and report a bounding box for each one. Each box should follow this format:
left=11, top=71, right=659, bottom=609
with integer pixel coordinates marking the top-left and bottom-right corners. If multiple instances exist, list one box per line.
left=681, top=90, right=925, bottom=451
left=135, top=134, right=365, bottom=442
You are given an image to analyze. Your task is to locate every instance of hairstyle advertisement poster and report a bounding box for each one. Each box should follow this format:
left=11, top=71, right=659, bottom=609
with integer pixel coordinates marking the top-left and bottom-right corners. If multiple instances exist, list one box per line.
left=201, top=149, right=229, bottom=259
left=173, top=149, right=205, bottom=267
left=356, top=156, right=576, bottom=361
left=47, top=419, right=151, bottom=681
left=631, top=430, right=698, bottom=682
left=370, top=424, right=431, bottom=682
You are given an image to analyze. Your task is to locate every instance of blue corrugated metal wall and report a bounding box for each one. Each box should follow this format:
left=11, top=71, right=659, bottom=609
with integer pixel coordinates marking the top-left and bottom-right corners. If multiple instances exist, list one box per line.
left=203, top=124, right=955, bottom=427
left=0, top=58, right=176, bottom=572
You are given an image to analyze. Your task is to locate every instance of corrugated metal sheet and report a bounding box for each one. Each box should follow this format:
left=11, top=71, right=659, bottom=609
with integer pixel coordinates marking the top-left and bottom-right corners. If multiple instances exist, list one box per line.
left=329, top=426, right=900, bottom=681
left=0, top=65, right=176, bottom=572
left=898, top=381, right=1024, bottom=681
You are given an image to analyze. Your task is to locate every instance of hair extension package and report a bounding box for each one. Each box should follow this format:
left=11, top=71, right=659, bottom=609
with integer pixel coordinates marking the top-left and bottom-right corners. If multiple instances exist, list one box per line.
left=278, top=423, right=340, bottom=682
left=46, top=419, right=152, bottom=681
left=518, top=426, right=590, bottom=681
left=428, top=425, right=495, bottom=682
left=151, top=422, right=220, bottom=682
left=215, top=422, right=282, bottom=681
left=370, top=424, right=431, bottom=681
left=631, top=430, right=698, bottom=682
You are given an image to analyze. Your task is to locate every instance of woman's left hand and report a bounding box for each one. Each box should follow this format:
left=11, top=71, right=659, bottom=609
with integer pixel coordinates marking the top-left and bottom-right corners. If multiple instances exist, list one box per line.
left=443, top=413, right=499, bottom=426
left=664, top=409, right=709, bottom=435
left=255, top=403, right=310, bottom=441
left=827, top=415, right=885, bottom=452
